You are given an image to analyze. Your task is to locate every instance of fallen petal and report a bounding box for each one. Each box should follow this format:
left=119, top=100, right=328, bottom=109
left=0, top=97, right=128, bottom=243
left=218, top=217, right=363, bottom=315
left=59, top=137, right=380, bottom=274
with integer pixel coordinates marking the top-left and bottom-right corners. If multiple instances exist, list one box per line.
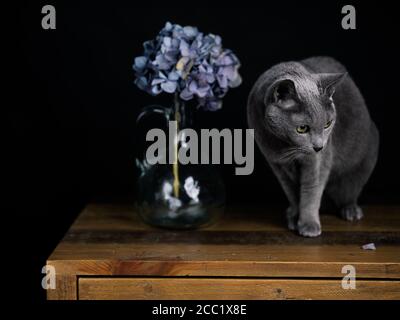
left=361, top=243, right=376, bottom=250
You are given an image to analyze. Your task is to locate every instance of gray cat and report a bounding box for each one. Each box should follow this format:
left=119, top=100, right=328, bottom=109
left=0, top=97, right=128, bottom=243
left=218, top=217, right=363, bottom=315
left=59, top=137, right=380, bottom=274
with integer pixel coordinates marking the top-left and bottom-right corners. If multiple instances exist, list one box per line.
left=247, top=56, right=379, bottom=237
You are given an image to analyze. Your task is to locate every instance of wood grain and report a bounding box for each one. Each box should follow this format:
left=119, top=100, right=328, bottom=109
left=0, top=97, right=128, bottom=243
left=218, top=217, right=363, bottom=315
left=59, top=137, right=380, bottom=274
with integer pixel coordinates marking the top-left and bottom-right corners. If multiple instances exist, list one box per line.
left=47, top=274, right=77, bottom=300
left=79, top=278, right=400, bottom=300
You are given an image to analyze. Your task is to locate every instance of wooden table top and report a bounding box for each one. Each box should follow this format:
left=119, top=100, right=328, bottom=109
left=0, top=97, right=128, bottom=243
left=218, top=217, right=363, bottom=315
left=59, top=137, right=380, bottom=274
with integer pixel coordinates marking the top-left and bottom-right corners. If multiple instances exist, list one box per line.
left=48, top=203, right=400, bottom=280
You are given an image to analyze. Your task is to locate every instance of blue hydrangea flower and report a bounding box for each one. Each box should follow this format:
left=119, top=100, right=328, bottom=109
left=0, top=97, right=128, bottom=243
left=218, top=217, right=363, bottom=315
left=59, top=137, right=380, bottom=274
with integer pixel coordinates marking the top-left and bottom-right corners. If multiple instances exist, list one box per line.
left=133, top=22, right=241, bottom=111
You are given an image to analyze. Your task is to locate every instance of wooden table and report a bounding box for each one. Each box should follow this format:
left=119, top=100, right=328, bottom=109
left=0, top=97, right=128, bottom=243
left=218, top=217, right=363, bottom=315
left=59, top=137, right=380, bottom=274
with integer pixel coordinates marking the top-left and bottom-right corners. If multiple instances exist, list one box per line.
left=47, top=204, right=400, bottom=300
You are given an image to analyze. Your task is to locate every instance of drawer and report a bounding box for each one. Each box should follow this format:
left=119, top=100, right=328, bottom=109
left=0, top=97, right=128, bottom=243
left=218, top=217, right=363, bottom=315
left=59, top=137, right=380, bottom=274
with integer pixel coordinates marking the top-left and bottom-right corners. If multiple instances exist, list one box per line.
left=78, top=277, right=400, bottom=300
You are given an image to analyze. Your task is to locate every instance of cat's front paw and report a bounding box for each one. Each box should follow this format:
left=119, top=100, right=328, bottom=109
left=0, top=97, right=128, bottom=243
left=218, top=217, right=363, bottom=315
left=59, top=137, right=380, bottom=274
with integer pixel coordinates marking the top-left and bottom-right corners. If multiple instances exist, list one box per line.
left=286, top=206, right=298, bottom=231
left=341, top=205, right=363, bottom=221
left=297, top=220, right=321, bottom=237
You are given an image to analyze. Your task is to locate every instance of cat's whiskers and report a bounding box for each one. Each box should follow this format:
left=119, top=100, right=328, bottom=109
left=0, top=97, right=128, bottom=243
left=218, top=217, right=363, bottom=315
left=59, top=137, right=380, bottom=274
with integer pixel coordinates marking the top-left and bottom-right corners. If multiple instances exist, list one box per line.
left=279, top=147, right=311, bottom=163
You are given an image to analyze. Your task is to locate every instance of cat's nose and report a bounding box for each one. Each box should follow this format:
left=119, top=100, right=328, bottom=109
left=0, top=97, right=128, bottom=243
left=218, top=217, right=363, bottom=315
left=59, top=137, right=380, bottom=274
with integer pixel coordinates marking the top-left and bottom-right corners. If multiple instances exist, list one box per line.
left=313, top=146, right=323, bottom=152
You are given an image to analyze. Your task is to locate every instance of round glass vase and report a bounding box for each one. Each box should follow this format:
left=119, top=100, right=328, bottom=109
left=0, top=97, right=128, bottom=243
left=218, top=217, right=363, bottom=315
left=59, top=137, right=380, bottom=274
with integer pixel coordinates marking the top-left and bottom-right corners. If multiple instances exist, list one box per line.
left=135, top=96, right=225, bottom=229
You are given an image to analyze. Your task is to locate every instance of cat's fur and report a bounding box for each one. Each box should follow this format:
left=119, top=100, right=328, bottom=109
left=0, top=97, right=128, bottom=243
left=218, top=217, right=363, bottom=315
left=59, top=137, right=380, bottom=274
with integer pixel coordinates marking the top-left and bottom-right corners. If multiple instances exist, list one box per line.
left=247, top=56, right=379, bottom=237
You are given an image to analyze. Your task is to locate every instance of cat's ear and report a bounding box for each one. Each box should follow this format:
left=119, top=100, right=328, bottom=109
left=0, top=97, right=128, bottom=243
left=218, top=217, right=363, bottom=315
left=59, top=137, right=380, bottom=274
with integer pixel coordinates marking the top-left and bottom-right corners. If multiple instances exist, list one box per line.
left=267, top=79, right=297, bottom=109
left=317, top=73, right=347, bottom=97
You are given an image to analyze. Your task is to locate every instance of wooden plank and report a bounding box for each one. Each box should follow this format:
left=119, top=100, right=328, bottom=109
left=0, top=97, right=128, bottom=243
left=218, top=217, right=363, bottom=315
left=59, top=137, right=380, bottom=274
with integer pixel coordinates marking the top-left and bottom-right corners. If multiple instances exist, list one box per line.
left=49, top=259, right=400, bottom=279
left=78, top=278, right=400, bottom=300
left=51, top=242, right=400, bottom=263
left=48, top=244, right=400, bottom=279
left=69, top=204, right=400, bottom=233
left=46, top=273, right=77, bottom=300
left=62, top=229, right=400, bottom=245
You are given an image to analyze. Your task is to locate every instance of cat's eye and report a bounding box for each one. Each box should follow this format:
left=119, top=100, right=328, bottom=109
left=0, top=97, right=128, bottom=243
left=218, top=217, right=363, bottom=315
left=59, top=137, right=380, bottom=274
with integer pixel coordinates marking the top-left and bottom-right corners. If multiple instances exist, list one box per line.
left=296, top=125, right=310, bottom=134
left=324, top=120, right=333, bottom=129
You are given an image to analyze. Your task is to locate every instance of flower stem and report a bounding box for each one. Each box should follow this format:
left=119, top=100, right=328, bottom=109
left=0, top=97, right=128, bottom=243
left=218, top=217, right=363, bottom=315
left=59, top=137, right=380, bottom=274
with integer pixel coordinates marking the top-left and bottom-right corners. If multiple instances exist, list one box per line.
left=172, top=96, right=181, bottom=198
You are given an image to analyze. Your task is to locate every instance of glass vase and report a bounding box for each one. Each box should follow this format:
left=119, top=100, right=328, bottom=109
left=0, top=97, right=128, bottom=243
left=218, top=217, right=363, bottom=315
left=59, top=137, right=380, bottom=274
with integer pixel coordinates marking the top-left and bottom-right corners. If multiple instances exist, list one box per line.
left=135, top=95, right=225, bottom=229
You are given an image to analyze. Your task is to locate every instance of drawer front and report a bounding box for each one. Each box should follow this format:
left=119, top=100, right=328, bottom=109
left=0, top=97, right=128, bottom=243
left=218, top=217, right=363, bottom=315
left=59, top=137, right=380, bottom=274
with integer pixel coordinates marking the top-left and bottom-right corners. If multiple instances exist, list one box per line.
left=78, top=277, right=400, bottom=300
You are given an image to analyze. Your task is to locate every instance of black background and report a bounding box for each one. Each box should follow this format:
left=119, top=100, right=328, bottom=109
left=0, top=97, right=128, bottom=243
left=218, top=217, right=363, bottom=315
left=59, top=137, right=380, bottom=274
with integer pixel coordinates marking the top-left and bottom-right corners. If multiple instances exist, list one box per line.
left=11, top=1, right=400, bottom=305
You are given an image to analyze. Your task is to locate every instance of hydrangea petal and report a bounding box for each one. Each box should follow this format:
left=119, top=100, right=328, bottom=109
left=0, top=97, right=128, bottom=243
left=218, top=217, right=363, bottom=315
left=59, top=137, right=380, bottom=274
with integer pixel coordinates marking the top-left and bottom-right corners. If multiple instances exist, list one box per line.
left=183, top=26, right=198, bottom=38
left=161, top=81, right=177, bottom=93
left=168, top=71, right=180, bottom=81
left=180, top=88, right=194, bottom=101
left=133, top=56, right=147, bottom=72
left=150, top=85, right=162, bottom=95
left=135, top=76, right=148, bottom=90
left=229, top=73, right=242, bottom=88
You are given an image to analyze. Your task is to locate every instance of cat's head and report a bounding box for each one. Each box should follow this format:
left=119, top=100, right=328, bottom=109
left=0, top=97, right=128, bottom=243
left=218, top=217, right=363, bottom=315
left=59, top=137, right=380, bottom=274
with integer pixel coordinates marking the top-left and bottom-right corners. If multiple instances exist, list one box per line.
left=264, top=72, right=346, bottom=153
